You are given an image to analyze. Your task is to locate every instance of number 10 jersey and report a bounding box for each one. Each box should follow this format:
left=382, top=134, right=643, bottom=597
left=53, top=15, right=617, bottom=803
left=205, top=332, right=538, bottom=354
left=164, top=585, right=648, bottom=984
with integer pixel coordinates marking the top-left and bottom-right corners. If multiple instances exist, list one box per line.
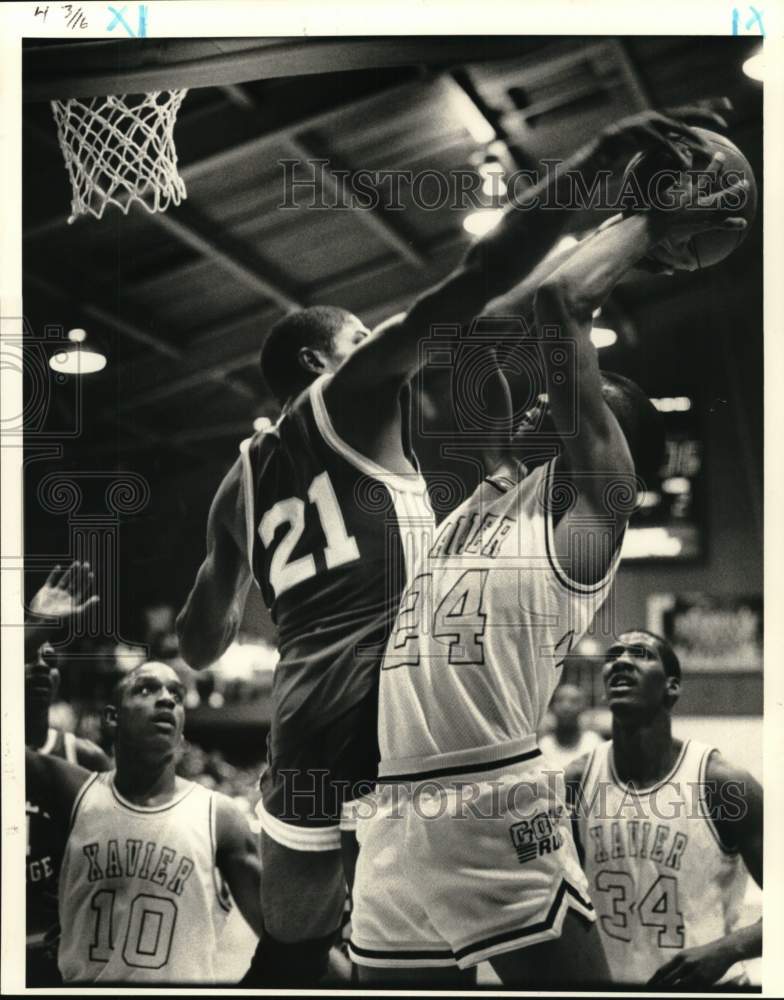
left=58, top=774, right=231, bottom=983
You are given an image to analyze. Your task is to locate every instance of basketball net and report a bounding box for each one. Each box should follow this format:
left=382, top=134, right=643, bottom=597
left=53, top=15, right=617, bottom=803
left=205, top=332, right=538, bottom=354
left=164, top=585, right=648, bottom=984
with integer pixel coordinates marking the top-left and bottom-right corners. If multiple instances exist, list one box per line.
left=51, top=90, right=189, bottom=224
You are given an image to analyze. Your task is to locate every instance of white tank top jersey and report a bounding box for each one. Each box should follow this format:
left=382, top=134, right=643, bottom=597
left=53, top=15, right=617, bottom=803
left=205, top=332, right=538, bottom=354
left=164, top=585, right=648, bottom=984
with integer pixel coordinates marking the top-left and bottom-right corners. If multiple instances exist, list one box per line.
left=378, top=458, right=620, bottom=777
left=58, top=773, right=232, bottom=983
left=577, top=739, right=749, bottom=985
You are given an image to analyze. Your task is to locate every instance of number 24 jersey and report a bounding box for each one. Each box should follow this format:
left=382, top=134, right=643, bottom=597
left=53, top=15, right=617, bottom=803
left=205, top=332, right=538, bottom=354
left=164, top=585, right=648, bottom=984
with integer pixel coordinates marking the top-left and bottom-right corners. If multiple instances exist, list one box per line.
left=377, top=458, right=620, bottom=777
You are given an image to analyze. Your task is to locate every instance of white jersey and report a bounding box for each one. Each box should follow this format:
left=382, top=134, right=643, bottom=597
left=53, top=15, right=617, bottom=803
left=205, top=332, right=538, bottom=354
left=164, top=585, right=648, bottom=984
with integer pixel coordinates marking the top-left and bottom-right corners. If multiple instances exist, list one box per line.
left=378, top=459, right=619, bottom=777
left=58, top=773, right=232, bottom=983
left=540, top=729, right=604, bottom=772
left=577, top=739, right=749, bottom=985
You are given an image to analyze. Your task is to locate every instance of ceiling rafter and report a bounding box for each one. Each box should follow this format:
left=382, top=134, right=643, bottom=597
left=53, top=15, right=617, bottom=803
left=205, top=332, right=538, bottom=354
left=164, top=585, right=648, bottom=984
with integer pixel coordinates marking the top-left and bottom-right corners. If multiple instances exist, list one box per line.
left=25, top=272, right=258, bottom=406
left=151, top=202, right=301, bottom=311
left=103, top=230, right=470, bottom=418
left=23, top=76, right=455, bottom=241
left=285, top=134, right=426, bottom=267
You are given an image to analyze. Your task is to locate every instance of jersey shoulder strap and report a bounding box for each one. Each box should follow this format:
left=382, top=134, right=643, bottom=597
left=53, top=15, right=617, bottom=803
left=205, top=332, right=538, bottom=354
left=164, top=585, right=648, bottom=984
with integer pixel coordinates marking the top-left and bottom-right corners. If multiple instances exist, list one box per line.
left=63, top=730, right=77, bottom=764
left=40, top=727, right=59, bottom=756
left=580, top=738, right=611, bottom=798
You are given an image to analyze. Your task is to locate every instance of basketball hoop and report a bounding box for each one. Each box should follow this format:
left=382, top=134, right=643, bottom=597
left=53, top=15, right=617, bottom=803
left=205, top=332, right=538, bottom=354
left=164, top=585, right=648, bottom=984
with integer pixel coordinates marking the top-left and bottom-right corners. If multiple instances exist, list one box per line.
left=50, top=90, right=189, bottom=224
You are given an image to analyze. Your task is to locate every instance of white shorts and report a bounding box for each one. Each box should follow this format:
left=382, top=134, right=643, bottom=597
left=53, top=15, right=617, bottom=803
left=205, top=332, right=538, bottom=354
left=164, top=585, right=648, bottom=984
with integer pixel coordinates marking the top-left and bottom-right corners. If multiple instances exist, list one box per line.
left=349, top=757, right=594, bottom=970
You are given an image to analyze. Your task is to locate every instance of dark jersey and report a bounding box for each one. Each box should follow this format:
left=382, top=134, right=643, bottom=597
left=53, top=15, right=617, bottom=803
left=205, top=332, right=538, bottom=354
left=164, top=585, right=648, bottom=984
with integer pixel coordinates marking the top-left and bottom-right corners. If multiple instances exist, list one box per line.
left=240, top=374, right=435, bottom=734
left=37, top=726, right=111, bottom=771
left=26, top=749, right=90, bottom=966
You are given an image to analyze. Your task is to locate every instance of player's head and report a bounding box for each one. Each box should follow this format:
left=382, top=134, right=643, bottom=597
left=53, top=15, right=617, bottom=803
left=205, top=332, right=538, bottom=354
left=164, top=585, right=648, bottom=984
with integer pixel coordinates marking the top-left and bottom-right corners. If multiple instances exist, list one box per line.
left=602, top=629, right=681, bottom=720
left=550, top=682, right=587, bottom=727
left=25, top=642, right=59, bottom=723
left=512, top=371, right=665, bottom=486
left=105, top=661, right=186, bottom=760
left=260, top=306, right=371, bottom=404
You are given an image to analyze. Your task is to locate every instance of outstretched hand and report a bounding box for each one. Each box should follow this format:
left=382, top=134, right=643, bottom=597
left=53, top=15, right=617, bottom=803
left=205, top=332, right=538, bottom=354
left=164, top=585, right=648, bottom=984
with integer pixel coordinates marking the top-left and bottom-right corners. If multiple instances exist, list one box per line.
left=594, top=98, right=732, bottom=169
left=641, top=150, right=749, bottom=271
left=29, top=561, right=100, bottom=621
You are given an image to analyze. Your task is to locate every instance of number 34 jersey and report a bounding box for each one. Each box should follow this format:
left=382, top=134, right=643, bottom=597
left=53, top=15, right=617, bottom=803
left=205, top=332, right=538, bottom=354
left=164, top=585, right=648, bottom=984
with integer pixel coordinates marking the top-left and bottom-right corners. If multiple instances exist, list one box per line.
left=58, top=774, right=232, bottom=983
left=378, top=458, right=619, bottom=777
left=576, top=739, right=749, bottom=985
left=240, top=373, right=434, bottom=730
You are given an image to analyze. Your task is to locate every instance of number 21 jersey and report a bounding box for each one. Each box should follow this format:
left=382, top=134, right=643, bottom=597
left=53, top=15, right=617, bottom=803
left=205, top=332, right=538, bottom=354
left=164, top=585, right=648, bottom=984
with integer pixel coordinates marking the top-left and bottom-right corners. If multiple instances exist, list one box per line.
left=240, top=373, right=434, bottom=731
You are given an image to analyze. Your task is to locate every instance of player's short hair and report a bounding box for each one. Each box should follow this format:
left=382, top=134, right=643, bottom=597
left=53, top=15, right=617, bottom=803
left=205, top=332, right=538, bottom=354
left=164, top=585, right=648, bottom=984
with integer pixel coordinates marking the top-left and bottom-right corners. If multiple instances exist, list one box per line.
left=620, top=629, right=682, bottom=682
left=259, top=305, right=355, bottom=405
left=600, top=371, right=665, bottom=487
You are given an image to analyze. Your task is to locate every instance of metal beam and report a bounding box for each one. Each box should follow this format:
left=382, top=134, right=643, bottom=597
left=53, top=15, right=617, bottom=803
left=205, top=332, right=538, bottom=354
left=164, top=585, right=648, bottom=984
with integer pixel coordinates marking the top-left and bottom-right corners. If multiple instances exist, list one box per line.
left=219, top=83, right=258, bottom=110
left=26, top=273, right=182, bottom=361
left=107, top=229, right=469, bottom=415
left=25, top=77, right=445, bottom=239
left=25, top=272, right=258, bottom=406
left=285, top=135, right=426, bottom=268
left=113, top=306, right=267, bottom=409
left=608, top=39, right=654, bottom=111
left=151, top=203, right=301, bottom=311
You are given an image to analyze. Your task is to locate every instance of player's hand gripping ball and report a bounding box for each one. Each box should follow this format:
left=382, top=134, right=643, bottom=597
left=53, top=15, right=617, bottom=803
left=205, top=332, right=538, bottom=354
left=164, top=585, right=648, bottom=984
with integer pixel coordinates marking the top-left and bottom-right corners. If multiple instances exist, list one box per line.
left=625, top=126, right=757, bottom=271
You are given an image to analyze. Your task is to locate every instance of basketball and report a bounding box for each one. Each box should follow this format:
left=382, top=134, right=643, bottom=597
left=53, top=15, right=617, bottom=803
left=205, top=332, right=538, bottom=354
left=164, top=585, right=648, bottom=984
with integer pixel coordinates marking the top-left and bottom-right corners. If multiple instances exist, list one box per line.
left=624, top=126, right=757, bottom=269
left=681, top=127, right=758, bottom=268
left=19, top=34, right=764, bottom=993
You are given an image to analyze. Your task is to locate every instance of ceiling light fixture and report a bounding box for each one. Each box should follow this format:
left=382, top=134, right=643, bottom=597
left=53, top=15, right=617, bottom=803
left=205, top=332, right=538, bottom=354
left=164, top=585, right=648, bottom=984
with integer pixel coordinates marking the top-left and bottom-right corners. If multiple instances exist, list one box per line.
left=742, top=47, right=764, bottom=81
left=49, top=329, right=107, bottom=375
left=590, top=326, right=618, bottom=349
left=463, top=208, right=505, bottom=237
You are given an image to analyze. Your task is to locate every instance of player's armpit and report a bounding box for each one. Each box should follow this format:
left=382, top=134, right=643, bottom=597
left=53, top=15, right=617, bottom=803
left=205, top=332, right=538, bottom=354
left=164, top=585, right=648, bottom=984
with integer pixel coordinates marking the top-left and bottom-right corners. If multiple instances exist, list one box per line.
left=549, top=467, right=627, bottom=586
left=214, top=795, right=264, bottom=938
left=176, top=459, right=251, bottom=670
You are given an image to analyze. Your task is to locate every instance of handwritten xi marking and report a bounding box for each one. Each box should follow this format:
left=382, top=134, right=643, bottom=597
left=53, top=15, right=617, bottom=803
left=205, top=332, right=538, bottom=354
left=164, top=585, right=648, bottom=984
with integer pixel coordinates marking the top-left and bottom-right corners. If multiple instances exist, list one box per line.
left=732, top=6, right=765, bottom=35
left=107, top=4, right=148, bottom=37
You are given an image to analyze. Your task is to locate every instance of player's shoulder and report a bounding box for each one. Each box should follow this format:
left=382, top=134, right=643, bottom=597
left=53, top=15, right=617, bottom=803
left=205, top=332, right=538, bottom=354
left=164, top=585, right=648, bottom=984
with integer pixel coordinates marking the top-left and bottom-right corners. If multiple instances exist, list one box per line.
left=26, top=746, right=94, bottom=821
left=73, top=736, right=112, bottom=772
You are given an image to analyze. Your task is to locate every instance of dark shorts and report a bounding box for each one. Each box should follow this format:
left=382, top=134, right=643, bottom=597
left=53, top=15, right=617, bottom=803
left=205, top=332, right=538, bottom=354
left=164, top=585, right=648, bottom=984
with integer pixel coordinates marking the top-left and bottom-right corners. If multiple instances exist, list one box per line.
left=258, top=693, right=380, bottom=849
left=27, top=942, right=62, bottom=987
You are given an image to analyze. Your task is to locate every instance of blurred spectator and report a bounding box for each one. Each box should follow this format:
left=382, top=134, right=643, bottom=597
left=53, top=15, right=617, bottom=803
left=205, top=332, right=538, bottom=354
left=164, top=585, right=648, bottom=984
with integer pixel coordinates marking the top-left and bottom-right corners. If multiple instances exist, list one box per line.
left=176, top=741, right=262, bottom=829
left=540, top=682, right=603, bottom=771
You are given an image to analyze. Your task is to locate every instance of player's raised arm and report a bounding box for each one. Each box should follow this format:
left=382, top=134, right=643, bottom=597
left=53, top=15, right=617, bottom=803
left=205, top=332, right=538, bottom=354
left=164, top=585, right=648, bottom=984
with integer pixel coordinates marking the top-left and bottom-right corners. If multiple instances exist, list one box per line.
left=533, top=158, right=747, bottom=577
left=176, top=459, right=252, bottom=670
left=327, top=109, right=719, bottom=399
left=25, top=561, right=100, bottom=662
